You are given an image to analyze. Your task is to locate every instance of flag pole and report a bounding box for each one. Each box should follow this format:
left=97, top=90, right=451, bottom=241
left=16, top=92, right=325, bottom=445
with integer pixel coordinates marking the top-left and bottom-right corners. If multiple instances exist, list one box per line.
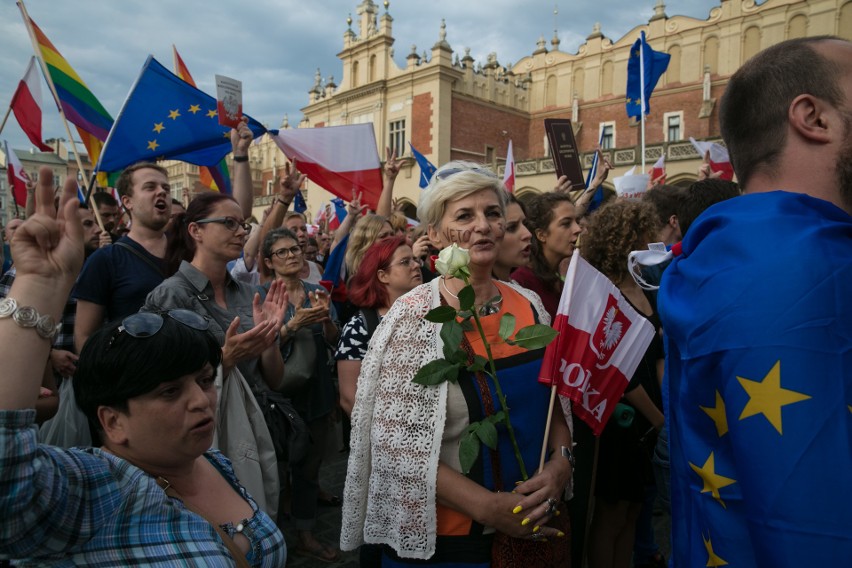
left=16, top=0, right=106, bottom=232
left=0, top=107, right=13, bottom=139
left=639, top=31, right=647, bottom=172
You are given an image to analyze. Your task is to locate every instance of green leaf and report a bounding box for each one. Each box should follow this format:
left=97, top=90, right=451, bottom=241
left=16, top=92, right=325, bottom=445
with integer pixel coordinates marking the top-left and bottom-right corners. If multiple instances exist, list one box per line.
left=458, top=285, right=475, bottom=311
left=424, top=305, right=458, bottom=323
left=475, top=419, right=499, bottom=449
left=487, top=410, right=506, bottom=424
left=457, top=310, right=472, bottom=320
left=511, top=324, right=559, bottom=350
left=466, top=354, right=489, bottom=373
left=440, top=320, right=464, bottom=359
left=412, top=359, right=461, bottom=385
left=498, top=313, right=516, bottom=341
left=459, top=319, right=475, bottom=332
left=459, top=432, right=480, bottom=474
left=449, top=349, right=469, bottom=366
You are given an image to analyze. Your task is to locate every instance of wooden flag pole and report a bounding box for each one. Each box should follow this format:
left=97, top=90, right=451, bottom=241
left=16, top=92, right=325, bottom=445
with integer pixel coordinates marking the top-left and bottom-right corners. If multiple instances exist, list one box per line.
left=16, top=0, right=106, bottom=233
left=0, top=107, right=13, bottom=139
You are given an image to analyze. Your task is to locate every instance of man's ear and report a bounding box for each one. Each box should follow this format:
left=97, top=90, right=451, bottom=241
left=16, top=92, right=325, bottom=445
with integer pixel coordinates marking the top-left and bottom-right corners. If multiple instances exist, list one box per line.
left=788, top=94, right=833, bottom=144
left=97, top=406, right=128, bottom=446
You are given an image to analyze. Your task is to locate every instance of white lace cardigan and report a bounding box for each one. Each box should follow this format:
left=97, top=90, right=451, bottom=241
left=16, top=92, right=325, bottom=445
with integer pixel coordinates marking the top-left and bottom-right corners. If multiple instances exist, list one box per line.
left=340, top=277, right=565, bottom=559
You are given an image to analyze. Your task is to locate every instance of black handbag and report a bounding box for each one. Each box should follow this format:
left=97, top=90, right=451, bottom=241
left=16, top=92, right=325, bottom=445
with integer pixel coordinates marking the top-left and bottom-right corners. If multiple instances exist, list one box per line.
left=278, top=324, right=318, bottom=396
left=256, top=389, right=311, bottom=463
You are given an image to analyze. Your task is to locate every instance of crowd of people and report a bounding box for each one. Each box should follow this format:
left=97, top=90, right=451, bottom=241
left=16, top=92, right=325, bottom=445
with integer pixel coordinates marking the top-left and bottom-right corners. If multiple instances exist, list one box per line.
left=0, top=36, right=850, bottom=567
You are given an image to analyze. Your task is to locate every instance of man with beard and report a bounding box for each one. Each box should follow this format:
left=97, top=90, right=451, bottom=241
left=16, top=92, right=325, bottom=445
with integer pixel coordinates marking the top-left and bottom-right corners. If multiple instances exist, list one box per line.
left=659, top=37, right=852, bottom=567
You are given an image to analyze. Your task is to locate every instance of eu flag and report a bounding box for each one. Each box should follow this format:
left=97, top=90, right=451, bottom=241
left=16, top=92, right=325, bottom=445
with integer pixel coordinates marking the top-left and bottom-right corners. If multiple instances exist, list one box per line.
left=293, top=189, right=307, bottom=214
left=409, top=142, right=436, bottom=188
left=659, top=192, right=852, bottom=567
left=97, top=56, right=266, bottom=173
left=626, top=32, right=670, bottom=118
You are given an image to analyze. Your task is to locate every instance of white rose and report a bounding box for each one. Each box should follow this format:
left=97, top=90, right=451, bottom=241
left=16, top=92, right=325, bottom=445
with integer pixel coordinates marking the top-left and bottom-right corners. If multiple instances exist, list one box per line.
left=435, top=243, right=471, bottom=278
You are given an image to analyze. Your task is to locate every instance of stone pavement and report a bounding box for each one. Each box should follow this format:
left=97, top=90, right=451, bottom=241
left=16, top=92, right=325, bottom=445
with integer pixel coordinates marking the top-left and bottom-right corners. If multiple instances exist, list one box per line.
left=281, top=422, right=671, bottom=567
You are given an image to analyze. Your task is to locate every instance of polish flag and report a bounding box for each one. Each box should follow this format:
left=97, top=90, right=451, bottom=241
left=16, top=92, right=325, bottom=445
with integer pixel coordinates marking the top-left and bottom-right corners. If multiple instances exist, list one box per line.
left=9, top=58, right=52, bottom=152
left=503, top=139, right=515, bottom=192
left=5, top=141, right=31, bottom=207
left=649, top=155, right=666, bottom=185
left=538, top=250, right=656, bottom=435
left=270, top=124, right=383, bottom=211
left=689, top=137, right=734, bottom=181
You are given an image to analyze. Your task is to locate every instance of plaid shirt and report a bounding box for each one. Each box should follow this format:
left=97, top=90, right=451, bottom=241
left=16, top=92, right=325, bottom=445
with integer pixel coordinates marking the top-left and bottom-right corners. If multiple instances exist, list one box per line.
left=0, top=410, right=287, bottom=567
left=0, top=268, right=76, bottom=353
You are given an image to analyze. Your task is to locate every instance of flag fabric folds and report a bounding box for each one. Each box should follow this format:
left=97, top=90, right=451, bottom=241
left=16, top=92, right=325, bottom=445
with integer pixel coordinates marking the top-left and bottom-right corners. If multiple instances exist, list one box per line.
left=328, top=197, right=348, bottom=231
left=503, top=140, right=515, bottom=193
left=659, top=192, right=852, bottom=566
left=321, top=233, right=350, bottom=304
left=5, top=141, right=30, bottom=207
left=9, top=57, right=51, bottom=152
left=29, top=18, right=114, bottom=179
left=626, top=31, right=670, bottom=118
left=409, top=142, right=436, bottom=189
left=650, top=155, right=666, bottom=184
left=98, top=56, right=266, bottom=173
left=539, top=250, right=656, bottom=435
left=689, top=137, right=734, bottom=181
left=271, top=125, right=383, bottom=211
left=293, top=190, right=307, bottom=214
left=172, top=46, right=232, bottom=194
left=585, top=129, right=607, bottom=214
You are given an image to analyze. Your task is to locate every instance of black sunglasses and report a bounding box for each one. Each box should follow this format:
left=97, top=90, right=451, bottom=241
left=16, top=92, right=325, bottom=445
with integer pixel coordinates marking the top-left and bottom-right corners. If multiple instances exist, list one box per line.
left=108, top=309, right=209, bottom=348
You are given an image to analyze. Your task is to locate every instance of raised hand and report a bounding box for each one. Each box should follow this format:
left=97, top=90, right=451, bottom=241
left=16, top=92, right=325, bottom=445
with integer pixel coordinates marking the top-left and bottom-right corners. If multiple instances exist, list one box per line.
left=698, top=150, right=723, bottom=181
left=383, top=147, right=402, bottom=182
left=253, top=279, right=288, bottom=328
left=279, top=160, right=306, bottom=202
left=347, top=189, right=368, bottom=217
left=590, top=149, right=613, bottom=189
left=229, top=116, right=253, bottom=157
left=221, top=316, right=280, bottom=370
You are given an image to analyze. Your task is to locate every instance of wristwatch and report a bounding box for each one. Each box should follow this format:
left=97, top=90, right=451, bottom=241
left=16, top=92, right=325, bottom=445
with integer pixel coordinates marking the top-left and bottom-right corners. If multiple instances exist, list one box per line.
left=559, top=445, right=576, bottom=468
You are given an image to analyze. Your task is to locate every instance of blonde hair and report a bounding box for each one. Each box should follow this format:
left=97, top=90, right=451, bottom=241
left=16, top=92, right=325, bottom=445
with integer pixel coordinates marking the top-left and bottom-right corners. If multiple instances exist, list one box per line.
left=388, top=210, right=408, bottom=233
left=417, top=161, right=507, bottom=229
left=344, top=213, right=390, bottom=275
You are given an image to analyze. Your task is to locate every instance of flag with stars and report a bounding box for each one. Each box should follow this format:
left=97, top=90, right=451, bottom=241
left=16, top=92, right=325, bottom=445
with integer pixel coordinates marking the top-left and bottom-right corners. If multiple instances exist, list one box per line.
left=626, top=31, right=670, bottom=118
left=96, top=56, right=266, bottom=173
left=659, top=191, right=852, bottom=567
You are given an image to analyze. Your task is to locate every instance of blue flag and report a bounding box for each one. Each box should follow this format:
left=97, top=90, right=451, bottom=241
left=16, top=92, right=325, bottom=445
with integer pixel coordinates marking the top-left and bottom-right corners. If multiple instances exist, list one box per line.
left=293, top=190, right=307, bottom=214
left=626, top=32, right=670, bottom=118
left=97, top=56, right=267, bottom=173
left=585, top=128, right=607, bottom=214
left=77, top=184, right=87, bottom=205
left=409, top=142, right=436, bottom=188
left=659, top=192, right=852, bottom=567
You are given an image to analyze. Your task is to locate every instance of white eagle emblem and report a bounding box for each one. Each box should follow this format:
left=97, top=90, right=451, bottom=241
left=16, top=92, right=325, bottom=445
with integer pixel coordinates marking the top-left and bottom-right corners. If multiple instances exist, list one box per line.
left=599, top=306, right=623, bottom=352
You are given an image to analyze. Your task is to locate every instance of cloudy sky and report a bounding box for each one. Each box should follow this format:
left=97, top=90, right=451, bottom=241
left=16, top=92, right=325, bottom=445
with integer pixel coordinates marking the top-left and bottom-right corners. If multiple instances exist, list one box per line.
left=1, top=0, right=721, bottom=153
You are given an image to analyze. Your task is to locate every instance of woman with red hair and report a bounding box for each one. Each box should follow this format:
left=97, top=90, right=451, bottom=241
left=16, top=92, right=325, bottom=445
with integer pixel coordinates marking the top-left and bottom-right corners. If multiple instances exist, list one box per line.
left=336, top=236, right=422, bottom=416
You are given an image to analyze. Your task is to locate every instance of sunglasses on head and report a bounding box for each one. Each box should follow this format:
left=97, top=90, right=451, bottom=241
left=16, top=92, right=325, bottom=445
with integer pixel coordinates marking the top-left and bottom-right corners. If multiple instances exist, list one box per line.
left=108, top=309, right=209, bottom=349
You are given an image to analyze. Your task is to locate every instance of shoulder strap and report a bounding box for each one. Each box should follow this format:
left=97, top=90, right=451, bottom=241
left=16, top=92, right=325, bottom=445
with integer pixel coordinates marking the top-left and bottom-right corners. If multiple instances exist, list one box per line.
left=156, top=477, right=251, bottom=568
left=114, top=241, right=165, bottom=278
left=173, top=270, right=232, bottom=332
left=359, top=308, right=380, bottom=338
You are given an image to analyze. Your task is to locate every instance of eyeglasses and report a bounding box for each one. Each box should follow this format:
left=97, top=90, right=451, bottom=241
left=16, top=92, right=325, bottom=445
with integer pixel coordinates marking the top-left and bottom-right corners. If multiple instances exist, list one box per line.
left=270, top=245, right=303, bottom=259
left=434, top=167, right=497, bottom=180
left=389, top=256, right=422, bottom=269
left=108, top=309, right=209, bottom=348
left=195, top=217, right=251, bottom=232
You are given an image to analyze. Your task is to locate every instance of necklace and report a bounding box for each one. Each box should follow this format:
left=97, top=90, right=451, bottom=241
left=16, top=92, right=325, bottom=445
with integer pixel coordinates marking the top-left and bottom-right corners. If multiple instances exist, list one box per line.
left=441, top=277, right=503, bottom=316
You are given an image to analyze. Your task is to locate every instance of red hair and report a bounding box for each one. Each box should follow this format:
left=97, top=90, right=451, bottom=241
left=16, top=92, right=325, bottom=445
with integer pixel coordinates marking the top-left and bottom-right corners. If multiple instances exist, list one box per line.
left=348, top=236, right=407, bottom=309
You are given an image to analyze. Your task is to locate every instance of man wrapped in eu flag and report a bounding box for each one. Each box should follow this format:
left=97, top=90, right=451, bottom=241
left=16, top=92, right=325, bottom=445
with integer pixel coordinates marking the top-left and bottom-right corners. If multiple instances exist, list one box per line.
left=659, top=37, right=852, bottom=567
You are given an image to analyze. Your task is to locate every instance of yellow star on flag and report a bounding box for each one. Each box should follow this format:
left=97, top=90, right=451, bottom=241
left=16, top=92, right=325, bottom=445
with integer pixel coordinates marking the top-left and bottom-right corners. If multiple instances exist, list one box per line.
left=152, top=122, right=165, bottom=134
left=188, top=104, right=201, bottom=114
left=168, top=109, right=181, bottom=120
left=737, top=360, right=810, bottom=434
left=689, top=452, right=736, bottom=507
left=700, top=390, right=729, bottom=437
left=207, top=109, right=218, bottom=118
left=702, top=534, right=729, bottom=567
left=147, top=140, right=160, bottom=151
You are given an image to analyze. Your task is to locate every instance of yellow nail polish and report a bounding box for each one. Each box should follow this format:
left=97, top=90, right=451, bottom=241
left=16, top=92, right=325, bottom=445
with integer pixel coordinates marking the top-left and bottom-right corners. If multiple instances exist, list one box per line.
left=532, top=526, right=540, bottom=533
left=512, top=505, right=523, bottom=514
left=556, top=531, right=565, bottom=538
left=521, top=517, right=531, bottom=526
left=515, top=481, right=523, bottom=486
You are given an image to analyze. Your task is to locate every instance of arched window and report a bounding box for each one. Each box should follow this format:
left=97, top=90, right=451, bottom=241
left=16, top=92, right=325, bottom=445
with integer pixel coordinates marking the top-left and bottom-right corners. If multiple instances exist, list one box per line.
left=667, top=45, right=681, bottom=84
left=703, top=36, right=719, bottom=74
left=352, top=61, right=359, bottom=87
left=787, top=14, right=807, bottom=39
left=545, top=74, right=557, bottom=107
left=841, top=2, right=852, bottom=41
left=573, top=67, right=585, bottom=100
left=601, top=60, right=614, bottom=96
left=742, top=27, right=761, bottom=63
left=369, top=54, right=376, bottom=82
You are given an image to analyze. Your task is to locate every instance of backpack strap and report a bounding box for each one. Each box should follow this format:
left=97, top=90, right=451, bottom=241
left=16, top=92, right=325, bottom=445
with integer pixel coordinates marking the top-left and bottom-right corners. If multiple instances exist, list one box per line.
left=114, top=241, right=165, bottom=278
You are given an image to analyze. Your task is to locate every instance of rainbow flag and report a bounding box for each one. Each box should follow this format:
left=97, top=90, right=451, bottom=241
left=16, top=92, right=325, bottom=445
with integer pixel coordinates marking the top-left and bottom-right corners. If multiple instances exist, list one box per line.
left=29, top=17, right=114, bottom=186
left=172, top=46, right=231, bottom=194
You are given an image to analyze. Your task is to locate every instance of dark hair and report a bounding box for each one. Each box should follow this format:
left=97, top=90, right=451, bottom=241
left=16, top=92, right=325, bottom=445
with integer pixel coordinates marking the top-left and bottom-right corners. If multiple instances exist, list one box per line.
left=171, top=198, right=184, bottom=207
left=165, top=192, right=238, bottom=275
left=92, top=191, right=118, bottom=208
left=524, top=192, right=576, bottom=293
left=307, top=237, right=319, bottom=248
left=641, top=185, right=684, bottom=229
left=261, top=227, right=298, bottom=260
left=677, top=179, right=741, bottom=236
left=580, top=200, right=659, bottom=284
left=720, top=36, right=844, bottom=188
left=348, top=236, right=407, bottom=309
left=74, top=316, right=222, bottom=436
left=115, top=162, right=169, bottom=199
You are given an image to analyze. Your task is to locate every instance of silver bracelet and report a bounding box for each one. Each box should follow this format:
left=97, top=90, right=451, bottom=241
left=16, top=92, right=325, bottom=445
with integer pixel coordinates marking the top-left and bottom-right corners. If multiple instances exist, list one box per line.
left=0, top=298, right=62, bottom=341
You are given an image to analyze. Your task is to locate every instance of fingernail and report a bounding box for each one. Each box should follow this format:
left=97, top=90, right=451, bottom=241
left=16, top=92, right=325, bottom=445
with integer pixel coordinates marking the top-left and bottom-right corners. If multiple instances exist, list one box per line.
left=556, top=531, right=565, bottom=538
left=532, top=526, right=540, bottom=533
left=512, top=505, right=522, bottom=514
left=515, top=481, right=523, bottom=486
left=521, top=518, right=531, bottom=526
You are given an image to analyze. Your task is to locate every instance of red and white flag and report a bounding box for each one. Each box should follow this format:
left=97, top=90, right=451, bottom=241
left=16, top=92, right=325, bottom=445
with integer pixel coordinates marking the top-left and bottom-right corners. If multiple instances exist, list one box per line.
left=270, top=124, right=383, bottom=211
left=5, top=141, right=31, bottom=207
left=538, top=250, right=656, bottom=435
left=689, top=137, right=734, bottom=181
left=9, top=57, right=52, bottom=153
left=503, top=139, right=515, bottom=193
left=649, top=155, right=666, bottom=185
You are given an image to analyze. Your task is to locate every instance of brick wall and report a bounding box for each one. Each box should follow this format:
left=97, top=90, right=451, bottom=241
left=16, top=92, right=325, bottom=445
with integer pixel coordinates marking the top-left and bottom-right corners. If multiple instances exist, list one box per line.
left=450, top=96, right=531, bottom=162
left=411, top=93, right=433, bottom=153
